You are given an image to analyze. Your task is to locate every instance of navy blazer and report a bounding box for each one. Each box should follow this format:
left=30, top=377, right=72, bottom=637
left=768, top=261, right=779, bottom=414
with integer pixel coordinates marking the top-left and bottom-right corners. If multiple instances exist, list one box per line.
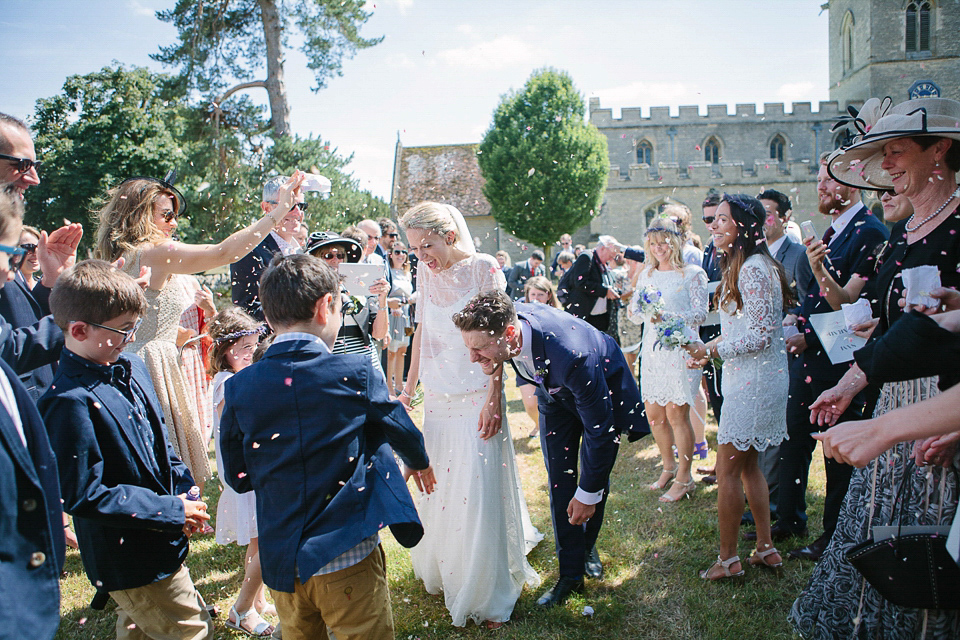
left=771, top=235, right=812, bottom=316
left=0, top=357, right=63, bottom=640
left=231, top=234, right=281, bottom=321
left=221, top=339, right=429, bottom=593
left=512, top=303, right=649, bottom=493
left=560, top=251, right=610, bottom=319
left=0, top=275, right=55, bottom=400
left=796, top=205, right=889, bottom=378
left=41, top=351, right=194, bottom=593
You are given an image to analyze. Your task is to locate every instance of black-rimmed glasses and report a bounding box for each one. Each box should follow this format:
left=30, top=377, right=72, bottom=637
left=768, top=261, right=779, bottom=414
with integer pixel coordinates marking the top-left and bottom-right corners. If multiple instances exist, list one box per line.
left=321, top=250, right=346, bottom=261
left=0, top=154, right=42, bottom=173
left=82, top=318, right=144, bottom=344
left=19, top=243, right=37, bottom=253
left=267, top=201, right=308, bottom=213
left=392, top=249, right=407, bottom=255
left=702, top=216, right=716, bottom=225
left=0, top=243, right=27, bottom=269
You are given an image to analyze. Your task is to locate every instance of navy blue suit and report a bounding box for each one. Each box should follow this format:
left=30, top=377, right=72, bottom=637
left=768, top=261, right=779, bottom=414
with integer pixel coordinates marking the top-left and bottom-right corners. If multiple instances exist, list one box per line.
left=231, top=234, right=281, bottom=321
left=0, top=357, right=63, bottom=640
left=0, top=275, right=56, bottom=400
left=777, top=205, right=889, bottom=536
left=41, top=351, right=195, bottom=594
left=221, top=338, right=429, bottom=593
left=559, top=251, right=612, bottom=331
left=511, top=303, right=648, bottom=577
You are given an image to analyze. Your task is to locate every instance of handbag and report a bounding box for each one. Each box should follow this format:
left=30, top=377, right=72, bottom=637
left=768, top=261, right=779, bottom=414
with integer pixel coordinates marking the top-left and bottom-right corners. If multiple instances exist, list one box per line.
left=846, top=461, right=960, bottom=610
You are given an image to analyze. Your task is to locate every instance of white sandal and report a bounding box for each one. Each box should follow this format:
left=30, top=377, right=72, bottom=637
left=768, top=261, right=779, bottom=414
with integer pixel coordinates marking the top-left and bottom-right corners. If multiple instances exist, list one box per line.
left=748, top=546, right=783, bottom=569
left=226, top=605, right=275, bottom=637
left=699, top=555, right=745, bottom=581
left=649, top=467, right=677, bottom=491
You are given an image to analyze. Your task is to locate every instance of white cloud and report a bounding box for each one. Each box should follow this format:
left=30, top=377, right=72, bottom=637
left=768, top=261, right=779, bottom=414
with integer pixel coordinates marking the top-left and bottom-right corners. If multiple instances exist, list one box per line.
left=776, top=81, right=817, bottom=103
left=437, top=35, right=546, bottom=71
left=128, top=0, right=154, bottom=18
left=366, top=0, right=413, bottom=15
left=590, top=81, right=693, bottom=111
left=456, top=24, right=473, bottom=36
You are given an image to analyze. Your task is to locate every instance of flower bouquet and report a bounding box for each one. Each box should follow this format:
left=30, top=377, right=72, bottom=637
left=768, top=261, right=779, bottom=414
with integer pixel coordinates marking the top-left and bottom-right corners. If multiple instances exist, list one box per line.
left=631, top=286, right=665, bottom=320
left=654, top=313, right=696, bottom=350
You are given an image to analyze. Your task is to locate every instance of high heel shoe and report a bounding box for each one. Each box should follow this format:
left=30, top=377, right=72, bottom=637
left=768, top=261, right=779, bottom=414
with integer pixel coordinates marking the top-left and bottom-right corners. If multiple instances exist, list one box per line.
left=748, top=546, right=783, bottom=570
left=694, top=440, right=709, bottom=460
left=699, top=555, right=745, bottom=581
left=649, top=467, right=677, bottom=490
left=659, top=478, right=696, bottom=503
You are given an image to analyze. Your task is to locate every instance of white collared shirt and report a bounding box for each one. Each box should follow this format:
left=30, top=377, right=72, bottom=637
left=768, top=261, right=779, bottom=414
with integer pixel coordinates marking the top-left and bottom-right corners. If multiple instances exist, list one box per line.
left=272, top=331, right=331, bottom=352
left=270, top=231, right=301, bottom=256
left=766, top=235, right=787, bottom=258
left=828, top=202, right=864, bottom=245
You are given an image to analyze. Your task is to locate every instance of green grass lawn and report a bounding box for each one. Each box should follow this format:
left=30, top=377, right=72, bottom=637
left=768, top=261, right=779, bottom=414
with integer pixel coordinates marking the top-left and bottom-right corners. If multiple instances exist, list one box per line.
left=56, top=376, right=823, bottom=639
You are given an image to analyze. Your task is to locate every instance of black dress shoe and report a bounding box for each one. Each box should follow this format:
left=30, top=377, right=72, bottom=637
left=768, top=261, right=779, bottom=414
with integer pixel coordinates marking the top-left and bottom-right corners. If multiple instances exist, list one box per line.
left=788, top=532, right=831, bottom=561
left=584, top=546, right=603, bottom=580
left=536, top=576, right=584, bottom=608
left=743, top=523, right=808, bottom=542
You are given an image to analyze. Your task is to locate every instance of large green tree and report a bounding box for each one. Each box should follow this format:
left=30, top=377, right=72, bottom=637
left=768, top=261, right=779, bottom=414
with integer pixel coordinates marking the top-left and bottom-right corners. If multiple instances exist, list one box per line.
left=29, top=65, right=192, bottom=241
left=29, top=64, right=386, bottom=249
left=477, top=68, right=608, bottom=249
left=153, top=0, right=381, bottom=137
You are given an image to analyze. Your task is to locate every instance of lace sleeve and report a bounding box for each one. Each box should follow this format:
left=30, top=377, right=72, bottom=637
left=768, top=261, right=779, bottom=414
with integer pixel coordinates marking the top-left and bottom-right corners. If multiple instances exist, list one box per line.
left=626, top=270, right=647, bottom=325
left=414, top=266, right=428, bottom=324
left=474, top=253, right=507, bottom=293
left=678, top=267, right=708, bottom=328
left=717, top=261, right=779, bottom=361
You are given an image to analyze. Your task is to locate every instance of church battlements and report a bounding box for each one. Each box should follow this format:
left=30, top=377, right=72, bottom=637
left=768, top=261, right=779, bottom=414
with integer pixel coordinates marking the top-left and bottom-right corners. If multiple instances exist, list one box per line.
left=588, top=97, right=843, bottom=127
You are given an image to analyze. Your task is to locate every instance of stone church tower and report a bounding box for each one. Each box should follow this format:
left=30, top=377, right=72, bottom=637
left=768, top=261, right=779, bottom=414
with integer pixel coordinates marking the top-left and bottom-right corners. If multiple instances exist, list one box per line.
left=828, top=0, right=959, bottom=107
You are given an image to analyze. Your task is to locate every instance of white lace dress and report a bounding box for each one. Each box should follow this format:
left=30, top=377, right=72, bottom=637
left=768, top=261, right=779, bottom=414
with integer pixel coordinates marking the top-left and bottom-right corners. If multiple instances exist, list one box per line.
left=410, top=253, right=542, bottom=627
left=631, top=265, right=708, bottom=407
left=715, top=254, right=788, bottom=451
left=212, top=372, right=258, bottom=546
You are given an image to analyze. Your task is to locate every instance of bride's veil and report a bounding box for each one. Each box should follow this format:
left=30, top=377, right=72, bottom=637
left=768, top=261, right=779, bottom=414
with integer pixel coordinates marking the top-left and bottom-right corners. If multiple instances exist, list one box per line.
left=442, top=204, right=476, bottom=256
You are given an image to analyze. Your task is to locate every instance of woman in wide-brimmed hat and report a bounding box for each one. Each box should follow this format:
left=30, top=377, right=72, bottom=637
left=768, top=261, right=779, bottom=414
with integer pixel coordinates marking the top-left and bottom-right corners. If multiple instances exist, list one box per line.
left=305, top=231, right=389, bottom=373
left=791, top=97, right=960, bottom=639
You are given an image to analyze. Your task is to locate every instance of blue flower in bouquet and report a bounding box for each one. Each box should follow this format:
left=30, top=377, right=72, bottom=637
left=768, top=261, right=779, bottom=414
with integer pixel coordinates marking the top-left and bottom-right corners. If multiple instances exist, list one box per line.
left=631, top=285, right=665, bottom=319
left=655, top=314, right=694, bottom=350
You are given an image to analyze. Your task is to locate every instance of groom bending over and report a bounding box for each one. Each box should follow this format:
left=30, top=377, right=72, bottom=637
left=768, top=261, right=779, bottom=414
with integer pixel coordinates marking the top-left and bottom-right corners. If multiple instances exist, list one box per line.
left=454, top=290, right=648, bottom=607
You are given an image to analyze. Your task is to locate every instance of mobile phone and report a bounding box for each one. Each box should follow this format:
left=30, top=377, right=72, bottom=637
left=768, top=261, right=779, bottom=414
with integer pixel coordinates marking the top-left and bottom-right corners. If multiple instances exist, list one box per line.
left=800, top=220, right=817, bottom=240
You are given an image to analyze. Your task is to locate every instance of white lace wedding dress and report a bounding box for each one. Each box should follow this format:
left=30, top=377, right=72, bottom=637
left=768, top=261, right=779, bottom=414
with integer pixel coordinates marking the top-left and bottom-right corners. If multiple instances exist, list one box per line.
left=715, top=254, right=788, bottom=451
left=631, top=265, right=708, bottom=407
left=410, top=253, right=542, bottom=627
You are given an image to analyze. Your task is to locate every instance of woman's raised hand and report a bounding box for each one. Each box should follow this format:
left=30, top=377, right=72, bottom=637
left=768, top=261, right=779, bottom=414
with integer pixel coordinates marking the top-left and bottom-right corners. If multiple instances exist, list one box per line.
left=272, top=171, right=306, bottom=217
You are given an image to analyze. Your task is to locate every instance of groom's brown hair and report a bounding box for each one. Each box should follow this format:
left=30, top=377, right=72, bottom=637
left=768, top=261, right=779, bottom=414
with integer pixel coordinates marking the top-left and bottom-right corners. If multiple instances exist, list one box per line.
left=452, top=290, right=517, bottom=335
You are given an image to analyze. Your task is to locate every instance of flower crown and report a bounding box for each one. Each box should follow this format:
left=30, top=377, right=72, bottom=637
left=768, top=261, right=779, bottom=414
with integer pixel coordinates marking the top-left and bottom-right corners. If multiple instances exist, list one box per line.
left=214, top=325, right=266, bottom=344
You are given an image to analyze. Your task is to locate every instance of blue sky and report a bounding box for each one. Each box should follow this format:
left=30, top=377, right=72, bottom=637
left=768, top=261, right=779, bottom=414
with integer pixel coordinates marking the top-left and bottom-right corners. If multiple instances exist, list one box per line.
left=3, top=1, right=830, bottom=200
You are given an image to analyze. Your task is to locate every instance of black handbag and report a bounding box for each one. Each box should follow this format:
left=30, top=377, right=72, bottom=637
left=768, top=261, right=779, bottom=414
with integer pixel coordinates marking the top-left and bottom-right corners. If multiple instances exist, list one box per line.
left=845, top=462, right=960, bottom=610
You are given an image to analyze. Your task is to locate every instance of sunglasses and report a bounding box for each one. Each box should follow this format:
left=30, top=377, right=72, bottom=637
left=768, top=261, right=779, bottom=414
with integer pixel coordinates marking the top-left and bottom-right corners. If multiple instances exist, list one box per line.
left=19, top=243, right=37, bottom=254
left=0, top=243, right=27, bottom=269
left=79, top=318, right=144, bottom=344
left=267, top=201, right=308, bottom=213
left=158, top=210, right=179, bottom=224
left=321, top=250, right=347, bottom=260
left=0, top=153, right=42, bottom=173
left=387, top=232, right=399, bottom=238
left=702, top=216, right=716, bottom=224
left=392, top=249, right=407, bottom=255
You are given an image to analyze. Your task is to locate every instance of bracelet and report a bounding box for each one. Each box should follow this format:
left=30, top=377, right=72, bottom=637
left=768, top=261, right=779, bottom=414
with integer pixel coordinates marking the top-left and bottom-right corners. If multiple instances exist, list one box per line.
left=401, top=389, right=412, bottom=398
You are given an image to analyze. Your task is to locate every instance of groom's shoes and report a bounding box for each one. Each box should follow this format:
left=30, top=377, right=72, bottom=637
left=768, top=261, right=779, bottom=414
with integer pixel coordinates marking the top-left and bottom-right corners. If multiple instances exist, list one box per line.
left=584, top=546, right=603, bottom=580
left=535, top=576, right=584, bottom=608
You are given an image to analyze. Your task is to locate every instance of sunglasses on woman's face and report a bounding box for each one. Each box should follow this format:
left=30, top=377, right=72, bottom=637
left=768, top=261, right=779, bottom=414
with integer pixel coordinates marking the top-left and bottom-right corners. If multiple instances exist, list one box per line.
left=322, top=250, right=346, bottom=261
left=19, top=243, right=37, bottom=254
left=392, top=249, right=407, bottom=255
left=157, top=210, right=179, bottom=224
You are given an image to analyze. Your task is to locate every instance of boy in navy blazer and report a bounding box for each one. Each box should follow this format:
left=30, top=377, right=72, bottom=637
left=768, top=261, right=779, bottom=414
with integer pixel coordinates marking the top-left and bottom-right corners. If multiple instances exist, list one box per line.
left=221, top=254, right=433, bottom=640
left=0, top=185, right=64, bottom=640
left=41, top=260, right=213, bottom=640
left=455, top=290, right=649, bottom=608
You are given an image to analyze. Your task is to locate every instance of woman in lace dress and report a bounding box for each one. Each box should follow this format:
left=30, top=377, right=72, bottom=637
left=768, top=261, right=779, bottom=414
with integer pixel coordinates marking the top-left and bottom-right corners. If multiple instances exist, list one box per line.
left=94, top=172, right=306, bottom=490
left=398, top=202, right=541, bottom=630
left=628, top=218, right=708, bottom=503
left=685, top=194, right=791, bottom=580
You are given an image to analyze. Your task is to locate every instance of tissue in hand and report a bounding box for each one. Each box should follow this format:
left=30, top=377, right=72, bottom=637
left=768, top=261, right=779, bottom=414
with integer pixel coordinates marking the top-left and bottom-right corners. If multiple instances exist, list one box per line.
left=841, top=298, right=873, bottom=330
left=902, top=265, right=941, bottom=309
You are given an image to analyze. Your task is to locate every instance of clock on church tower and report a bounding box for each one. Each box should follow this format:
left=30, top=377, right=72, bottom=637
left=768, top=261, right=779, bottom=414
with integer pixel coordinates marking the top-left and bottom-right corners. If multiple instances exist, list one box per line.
left=909, top=80, right=942, bottom=100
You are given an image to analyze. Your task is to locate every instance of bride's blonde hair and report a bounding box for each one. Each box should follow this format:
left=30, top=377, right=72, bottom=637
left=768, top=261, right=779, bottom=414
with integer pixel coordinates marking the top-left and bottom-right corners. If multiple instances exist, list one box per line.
left=399, top=202, right=460, bottom=243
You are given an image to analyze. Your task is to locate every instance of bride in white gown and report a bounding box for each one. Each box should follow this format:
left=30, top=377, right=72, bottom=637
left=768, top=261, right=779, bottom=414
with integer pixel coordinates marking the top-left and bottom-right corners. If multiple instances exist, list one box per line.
left=399, top=202, right=541, bottom=629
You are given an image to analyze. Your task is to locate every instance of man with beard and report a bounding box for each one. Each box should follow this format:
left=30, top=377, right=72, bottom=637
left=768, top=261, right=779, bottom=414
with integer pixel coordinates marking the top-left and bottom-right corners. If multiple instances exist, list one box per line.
left=765, top=154, right=888, bottom=561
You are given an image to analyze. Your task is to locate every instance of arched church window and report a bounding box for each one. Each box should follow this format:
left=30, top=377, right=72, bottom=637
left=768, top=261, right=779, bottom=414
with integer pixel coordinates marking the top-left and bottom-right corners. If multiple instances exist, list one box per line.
left=636, top=140, right=653, bottom=166
left=704, top=137, right=721, bottom=165
left=841, top=11, right=855, bottom=71
left=906, top=2, right=932, bottom=53
left=770, top=135, right=786, bottom=163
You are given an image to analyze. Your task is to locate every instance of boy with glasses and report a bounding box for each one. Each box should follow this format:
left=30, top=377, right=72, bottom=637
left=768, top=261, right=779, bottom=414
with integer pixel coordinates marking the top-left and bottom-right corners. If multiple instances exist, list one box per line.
left=43, top=260, right=213, bottom=640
